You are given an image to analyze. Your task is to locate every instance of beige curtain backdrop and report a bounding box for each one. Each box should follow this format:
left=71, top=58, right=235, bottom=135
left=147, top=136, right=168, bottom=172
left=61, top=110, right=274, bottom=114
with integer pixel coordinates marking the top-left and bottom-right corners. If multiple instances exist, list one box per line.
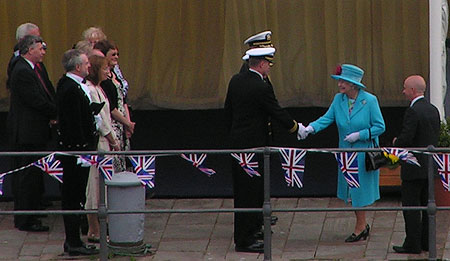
left=0, top=0, right=430, bottom=111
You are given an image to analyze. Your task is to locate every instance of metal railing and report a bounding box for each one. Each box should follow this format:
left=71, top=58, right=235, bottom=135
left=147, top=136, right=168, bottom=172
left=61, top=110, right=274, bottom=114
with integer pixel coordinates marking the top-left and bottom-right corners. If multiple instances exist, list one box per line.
left=0, top=146, right=447, bottom=261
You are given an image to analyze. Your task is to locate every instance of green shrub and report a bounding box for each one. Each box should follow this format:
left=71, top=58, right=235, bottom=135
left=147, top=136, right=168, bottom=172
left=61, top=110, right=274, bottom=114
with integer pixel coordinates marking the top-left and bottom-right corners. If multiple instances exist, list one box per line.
left=438, top=118, right=450, bottom=147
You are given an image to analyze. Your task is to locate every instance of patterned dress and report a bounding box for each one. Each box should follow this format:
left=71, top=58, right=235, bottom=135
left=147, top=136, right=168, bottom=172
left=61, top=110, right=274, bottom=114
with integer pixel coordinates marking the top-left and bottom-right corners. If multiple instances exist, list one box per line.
left=110, top=71, right=130, bottom=172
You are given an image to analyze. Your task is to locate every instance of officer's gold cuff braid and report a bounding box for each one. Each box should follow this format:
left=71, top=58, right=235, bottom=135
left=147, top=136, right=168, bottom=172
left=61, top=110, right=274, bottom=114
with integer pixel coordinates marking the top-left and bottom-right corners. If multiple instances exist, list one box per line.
left=289, top=120, right=298, bottom=133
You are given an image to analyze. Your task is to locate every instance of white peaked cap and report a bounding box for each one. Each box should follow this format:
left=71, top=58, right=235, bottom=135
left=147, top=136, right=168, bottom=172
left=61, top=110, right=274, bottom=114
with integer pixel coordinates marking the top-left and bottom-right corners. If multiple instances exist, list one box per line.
left=243, top=30, right=272, bottom=45
left=245, top=47, right=276, bottom=58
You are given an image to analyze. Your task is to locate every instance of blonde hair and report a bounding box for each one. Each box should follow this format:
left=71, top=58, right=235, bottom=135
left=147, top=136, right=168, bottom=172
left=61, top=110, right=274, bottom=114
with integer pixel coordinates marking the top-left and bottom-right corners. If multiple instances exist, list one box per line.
left=82, top=27, right=107, bottom=42
left=75, top=40, right=93, bottom=55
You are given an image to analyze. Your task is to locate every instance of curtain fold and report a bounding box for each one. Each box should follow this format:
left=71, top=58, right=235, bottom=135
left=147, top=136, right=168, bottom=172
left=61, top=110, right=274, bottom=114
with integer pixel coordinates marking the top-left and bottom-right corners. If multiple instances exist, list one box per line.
left=0, top=0, right=430, bottom=111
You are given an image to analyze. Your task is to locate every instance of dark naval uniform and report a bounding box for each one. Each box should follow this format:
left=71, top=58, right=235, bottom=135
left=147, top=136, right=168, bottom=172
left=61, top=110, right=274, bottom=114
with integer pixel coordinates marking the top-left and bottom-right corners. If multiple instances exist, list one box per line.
left=225, top=69, right=297, bottom=247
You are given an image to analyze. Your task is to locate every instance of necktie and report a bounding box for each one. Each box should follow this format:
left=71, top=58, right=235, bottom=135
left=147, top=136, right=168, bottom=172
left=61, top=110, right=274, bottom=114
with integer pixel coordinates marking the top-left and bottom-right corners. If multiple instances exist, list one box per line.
left=34, top=64, right=52, bottom=98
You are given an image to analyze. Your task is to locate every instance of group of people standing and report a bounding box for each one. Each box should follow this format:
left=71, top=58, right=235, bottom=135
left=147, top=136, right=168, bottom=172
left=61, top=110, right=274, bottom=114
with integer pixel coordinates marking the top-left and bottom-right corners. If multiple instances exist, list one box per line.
left=226, top=30, right=440, bottom=254
left=6, top=23, right=135, bottom=256
left=5, top=21, right=439, bottom=257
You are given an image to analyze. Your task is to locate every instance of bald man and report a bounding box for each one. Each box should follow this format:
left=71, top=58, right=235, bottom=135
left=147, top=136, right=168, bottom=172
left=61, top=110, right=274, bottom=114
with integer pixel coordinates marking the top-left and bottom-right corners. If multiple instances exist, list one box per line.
left=392, top=75, right=440, bottom=254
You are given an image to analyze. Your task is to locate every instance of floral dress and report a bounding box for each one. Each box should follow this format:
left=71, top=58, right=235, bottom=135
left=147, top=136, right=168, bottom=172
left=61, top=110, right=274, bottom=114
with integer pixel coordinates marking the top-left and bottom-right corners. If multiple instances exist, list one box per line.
left=110, top=72, right=130, bottom=172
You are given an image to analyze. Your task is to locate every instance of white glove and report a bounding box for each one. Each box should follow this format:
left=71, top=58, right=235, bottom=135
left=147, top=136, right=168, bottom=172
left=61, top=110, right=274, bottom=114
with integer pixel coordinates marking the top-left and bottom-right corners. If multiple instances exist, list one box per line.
left=297, top=123, right=306, bottom=140
left=344, top=132, right=360, bottom=143
left=297, top=124, right=314, bottom=140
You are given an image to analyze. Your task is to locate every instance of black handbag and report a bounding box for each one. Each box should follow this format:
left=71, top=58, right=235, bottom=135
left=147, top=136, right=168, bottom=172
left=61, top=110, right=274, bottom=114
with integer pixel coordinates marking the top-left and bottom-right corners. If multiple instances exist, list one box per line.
left=365, top=130, right=389, bottom=171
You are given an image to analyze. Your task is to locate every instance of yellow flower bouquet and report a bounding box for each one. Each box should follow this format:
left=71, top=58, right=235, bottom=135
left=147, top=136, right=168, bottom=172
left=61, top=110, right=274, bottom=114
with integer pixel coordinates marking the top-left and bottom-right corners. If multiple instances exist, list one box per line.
left=383, top=151, right=400, bottom=169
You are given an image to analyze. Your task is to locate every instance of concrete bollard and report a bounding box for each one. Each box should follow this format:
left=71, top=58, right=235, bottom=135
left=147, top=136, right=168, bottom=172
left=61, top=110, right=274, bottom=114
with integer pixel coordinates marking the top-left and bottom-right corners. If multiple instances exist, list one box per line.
left=105, top=171, right=145, bottom=250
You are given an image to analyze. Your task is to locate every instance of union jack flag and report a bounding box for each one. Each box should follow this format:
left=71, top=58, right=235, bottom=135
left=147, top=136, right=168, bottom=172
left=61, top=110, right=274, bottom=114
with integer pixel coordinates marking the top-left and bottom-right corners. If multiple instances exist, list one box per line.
left=180, top=154, right=216, bottom=176
left=278, top=148, right=306, bottom=188
left=128, top=155, right=156, bottom=188
left=78, top=155, right=99, bottom=166
left=0, top=173, right=6, bottom=195
left=433, top=153, right=450, bottom=191
left=334, top=152, right=360, bottom=188
left=231, top=153, right=260, bottom=177
left=97, top=156, right=114, bottom=180
left=33, top=153, right=63, bottom=183
left=382, top=148, right=421, bottom=167
left=78, top=155, right=114, bottom=180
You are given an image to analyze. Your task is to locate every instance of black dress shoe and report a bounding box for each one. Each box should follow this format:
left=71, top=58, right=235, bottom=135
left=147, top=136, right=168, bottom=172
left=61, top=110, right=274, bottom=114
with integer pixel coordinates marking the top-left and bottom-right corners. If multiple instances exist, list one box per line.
left=393, top=245, right=421, bottom=254
left=254, top=229, right=273, bottom=240
left=345, top=224, right=370, bottom=242
left=64, top=242, right=99, bottom=256
left=271, top=215, right=278, bottom=225
left=254, top=231, right=264, bottom=240
left=235, top=241, right=264, bottom=253
left=18, top=223, right=49, bottom=232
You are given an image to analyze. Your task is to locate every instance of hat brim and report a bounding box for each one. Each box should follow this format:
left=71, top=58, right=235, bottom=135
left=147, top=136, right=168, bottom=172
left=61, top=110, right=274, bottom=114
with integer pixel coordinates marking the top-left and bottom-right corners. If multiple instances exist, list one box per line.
left=242, top=54, right=249, bottom=61
left=331, top=75, right=365, bottom=88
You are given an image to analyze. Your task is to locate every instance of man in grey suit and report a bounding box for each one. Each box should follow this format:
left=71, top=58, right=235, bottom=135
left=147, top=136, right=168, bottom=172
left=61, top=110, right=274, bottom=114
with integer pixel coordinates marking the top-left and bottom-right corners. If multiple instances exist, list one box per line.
left=392, top=75, right=440, bottom=254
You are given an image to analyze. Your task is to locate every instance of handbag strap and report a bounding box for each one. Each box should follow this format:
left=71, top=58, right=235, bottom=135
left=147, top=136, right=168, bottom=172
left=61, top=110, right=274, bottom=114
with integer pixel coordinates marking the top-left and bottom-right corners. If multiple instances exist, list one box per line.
left=369, top=128, right=378, bottom=148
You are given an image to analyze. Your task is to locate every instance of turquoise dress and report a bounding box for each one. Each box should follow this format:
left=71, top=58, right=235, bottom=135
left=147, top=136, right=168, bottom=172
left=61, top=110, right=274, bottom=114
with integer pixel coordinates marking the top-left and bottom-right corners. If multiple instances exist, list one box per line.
left=310, top=90, right=385, bottom=207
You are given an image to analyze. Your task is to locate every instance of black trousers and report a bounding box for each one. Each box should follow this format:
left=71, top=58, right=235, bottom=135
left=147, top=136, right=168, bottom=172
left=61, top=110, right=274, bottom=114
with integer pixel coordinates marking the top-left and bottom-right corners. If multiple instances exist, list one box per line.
left=59, top=155, right=89, bottom=246
left=231, top=155, right=264, bottom=247
left=11, top=144, right=45, bottom=228
left=401, top=179, right=429, bottom=251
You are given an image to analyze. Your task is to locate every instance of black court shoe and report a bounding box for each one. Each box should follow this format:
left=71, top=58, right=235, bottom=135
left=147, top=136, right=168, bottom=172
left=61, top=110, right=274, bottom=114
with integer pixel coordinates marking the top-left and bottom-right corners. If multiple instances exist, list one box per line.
left=345, top=224, right=370, bottom=243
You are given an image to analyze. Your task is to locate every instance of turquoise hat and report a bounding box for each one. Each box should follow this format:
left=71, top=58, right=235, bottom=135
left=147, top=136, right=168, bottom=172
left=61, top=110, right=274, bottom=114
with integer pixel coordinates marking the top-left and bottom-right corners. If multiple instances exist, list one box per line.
left=331, top=64, right=365, bottom=88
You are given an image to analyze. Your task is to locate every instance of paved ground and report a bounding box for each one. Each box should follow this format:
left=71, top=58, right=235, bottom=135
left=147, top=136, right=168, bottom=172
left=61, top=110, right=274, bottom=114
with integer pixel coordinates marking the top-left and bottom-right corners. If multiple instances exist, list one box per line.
left=0, top=196, right=450, bottom=260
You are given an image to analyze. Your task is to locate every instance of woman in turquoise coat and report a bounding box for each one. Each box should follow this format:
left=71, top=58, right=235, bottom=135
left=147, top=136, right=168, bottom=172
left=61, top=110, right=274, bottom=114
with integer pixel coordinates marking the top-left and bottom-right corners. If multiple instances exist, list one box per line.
left=299, top=64, right=385, bottom=242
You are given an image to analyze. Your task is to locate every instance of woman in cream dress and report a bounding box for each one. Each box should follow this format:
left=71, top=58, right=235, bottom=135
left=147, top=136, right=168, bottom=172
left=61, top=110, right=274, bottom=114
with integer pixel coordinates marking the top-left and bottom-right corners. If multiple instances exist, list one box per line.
left=84, top=55, right=120, bottom=242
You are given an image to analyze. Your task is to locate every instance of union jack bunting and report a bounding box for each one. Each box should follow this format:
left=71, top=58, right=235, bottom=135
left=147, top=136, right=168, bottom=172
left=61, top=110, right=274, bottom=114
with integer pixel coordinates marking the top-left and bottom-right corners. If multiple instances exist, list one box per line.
left=230, top=153, right=260, bottom=177
left=0, top=173, right=6, bottom=195
left=33, top=153, right=63, bottom=183
left=128, top=155, right=156, bottom=188
left=278, top=148, right=306, bottom=188
left=433, top=153, right=450, bottom=191
left=96, top=156, right=114, bottom=180
left=78, top=155, right=100, bottom=166
left=382, top=148, right=421, bottom=167
left=78, top=155, right=114, bottom=180
left=180, top=154, right=216, bottom=176
left=334, top=152, right=360, bottom=188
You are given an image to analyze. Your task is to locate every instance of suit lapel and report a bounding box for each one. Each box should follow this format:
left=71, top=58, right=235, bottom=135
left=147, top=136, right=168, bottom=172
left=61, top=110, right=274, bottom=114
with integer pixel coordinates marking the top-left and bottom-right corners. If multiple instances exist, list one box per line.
left=23, top=58, right=54, bottom=101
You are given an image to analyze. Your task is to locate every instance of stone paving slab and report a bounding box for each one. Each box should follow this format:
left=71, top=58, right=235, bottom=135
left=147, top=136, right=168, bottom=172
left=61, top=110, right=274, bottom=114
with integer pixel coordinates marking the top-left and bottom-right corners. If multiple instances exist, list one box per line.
left=1, top=197, right=450, bottom=260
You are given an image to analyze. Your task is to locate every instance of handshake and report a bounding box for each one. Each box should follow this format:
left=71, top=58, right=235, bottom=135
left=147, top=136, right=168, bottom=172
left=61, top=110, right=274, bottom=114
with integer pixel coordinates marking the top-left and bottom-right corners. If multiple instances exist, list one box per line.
left=297, top=123, right=314, bottom=140
left=297, top=123, right=361, bottom=143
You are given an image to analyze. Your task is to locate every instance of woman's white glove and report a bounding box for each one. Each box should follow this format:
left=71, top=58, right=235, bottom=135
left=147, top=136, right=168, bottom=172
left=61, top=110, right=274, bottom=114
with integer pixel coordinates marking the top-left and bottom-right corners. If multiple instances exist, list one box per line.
left=344, top=132, right=360, bottom=143
left=297, top=124, right=314, bottom=140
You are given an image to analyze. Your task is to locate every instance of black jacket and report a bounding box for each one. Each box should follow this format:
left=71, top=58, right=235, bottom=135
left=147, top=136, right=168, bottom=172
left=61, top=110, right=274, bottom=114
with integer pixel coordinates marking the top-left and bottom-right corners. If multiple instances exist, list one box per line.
left=225, top=70, right=296, bottom=148
left=394, top=98, right=440, bottom=180
left=7, top=57, right=56, bottom=146
left=56, top=75, right=97, bottom=150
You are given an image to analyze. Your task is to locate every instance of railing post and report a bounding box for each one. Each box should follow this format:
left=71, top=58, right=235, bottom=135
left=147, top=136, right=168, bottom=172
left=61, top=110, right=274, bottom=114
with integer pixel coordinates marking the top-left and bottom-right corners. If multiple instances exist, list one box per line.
left=98, top=157, right=108, bottom=261
left=427, top=145, right=437, bottom=260
left=263, top=147, right=272, bottom=261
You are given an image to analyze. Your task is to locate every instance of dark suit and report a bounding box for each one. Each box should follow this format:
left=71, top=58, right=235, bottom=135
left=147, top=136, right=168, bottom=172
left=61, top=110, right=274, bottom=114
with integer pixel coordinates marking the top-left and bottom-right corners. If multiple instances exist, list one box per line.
left=56, top=75, right=97, bottom=247
left=224, top=69, right=297, bottom=247
left=394, top=97, right=440, bottom=252
left=7, top=57, right=56, bottom=229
